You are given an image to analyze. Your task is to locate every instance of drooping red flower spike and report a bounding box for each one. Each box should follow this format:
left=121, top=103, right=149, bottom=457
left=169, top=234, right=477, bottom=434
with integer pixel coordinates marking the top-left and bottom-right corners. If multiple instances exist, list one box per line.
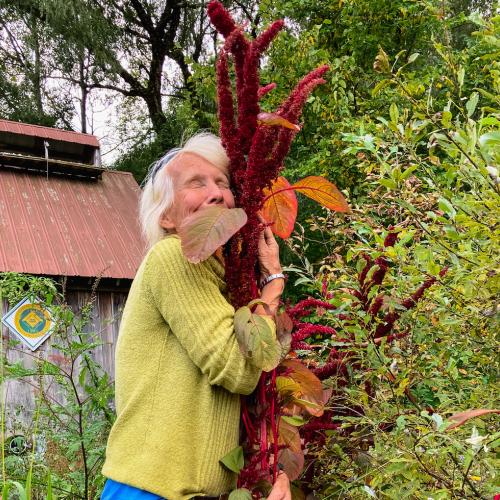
left=208, top=0, right=330, bottom=309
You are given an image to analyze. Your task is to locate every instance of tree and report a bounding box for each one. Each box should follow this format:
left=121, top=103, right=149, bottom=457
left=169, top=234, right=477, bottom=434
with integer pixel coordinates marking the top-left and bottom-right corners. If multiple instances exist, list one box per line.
left=9, top=0, right=259, bottom=136
left=0, top=4, right=73, bottom=126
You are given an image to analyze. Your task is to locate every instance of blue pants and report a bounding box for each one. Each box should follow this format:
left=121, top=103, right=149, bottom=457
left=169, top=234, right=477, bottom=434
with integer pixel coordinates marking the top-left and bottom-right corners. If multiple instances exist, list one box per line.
left=101, top=479, right=164, bottom=499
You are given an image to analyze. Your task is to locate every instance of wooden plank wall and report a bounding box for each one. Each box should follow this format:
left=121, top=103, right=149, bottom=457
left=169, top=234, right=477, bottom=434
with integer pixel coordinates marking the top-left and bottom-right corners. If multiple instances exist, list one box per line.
left=1, top=289, right=128, bottom=433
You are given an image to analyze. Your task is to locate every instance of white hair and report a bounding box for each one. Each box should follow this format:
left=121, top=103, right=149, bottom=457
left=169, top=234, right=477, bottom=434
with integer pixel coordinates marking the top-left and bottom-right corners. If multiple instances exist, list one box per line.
left=139, top=132, right=230, bottom=249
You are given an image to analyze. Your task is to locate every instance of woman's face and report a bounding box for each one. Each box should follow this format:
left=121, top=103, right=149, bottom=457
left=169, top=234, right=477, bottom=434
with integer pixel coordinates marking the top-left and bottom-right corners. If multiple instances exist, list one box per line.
left=159, top=152, right=235, bottom=233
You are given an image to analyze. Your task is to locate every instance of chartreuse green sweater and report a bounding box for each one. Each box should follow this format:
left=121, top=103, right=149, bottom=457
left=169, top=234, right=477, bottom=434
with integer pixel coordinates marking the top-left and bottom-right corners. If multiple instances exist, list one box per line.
left=102, top=236, right=269, bottom=499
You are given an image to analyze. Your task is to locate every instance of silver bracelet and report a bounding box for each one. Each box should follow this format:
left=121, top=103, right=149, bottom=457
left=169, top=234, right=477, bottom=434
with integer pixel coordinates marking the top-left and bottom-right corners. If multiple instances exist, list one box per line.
left=259, top=273, right=286, bottom=289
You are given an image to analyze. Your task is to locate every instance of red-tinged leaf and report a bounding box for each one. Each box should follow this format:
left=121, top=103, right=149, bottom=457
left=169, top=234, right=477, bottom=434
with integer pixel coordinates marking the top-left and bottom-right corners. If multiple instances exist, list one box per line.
left=277, top=417, right=302, bottom=453
left=446, top=409, right=500, bottom=430
left=291, top=176, right=349, bottom=212
left=257, top=112, right=301, bottom=131
left=281, top=359, right=324, bottom=417
left=261, top=177, right=298, bottom=238
left=234, top=306, right=281, bottom=372
left=276, top=311, right=293, bottom=336
left=178, top=206, right=247, bottom=263
left=276, top=311, right=293, bottom=357
left=277, top=448, right=304, bottom=481
left=322, top=387, right=333, bottom=405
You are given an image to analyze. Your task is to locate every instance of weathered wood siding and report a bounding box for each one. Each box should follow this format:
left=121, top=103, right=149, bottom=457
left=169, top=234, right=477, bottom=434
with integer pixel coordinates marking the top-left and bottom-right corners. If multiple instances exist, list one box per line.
left=1, top=289, right=127, bottom=431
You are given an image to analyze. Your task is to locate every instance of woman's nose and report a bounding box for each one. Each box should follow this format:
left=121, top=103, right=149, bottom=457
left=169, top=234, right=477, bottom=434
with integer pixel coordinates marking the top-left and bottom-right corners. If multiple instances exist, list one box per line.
left=206, top=183, right=224, bottom=204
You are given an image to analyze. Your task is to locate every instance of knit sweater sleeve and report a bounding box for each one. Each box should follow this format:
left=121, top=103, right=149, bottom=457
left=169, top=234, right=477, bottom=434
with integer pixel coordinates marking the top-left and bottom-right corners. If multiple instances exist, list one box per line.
left=142, top=237, right=264, bottom=395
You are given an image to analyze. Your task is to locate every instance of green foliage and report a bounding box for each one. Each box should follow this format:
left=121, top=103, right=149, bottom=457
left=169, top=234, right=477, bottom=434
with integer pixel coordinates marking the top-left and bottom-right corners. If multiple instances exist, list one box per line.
left=234, top=301, right=282, bottom=372
left=276, top=12, right=499, bottom=498
left=220, top=445, right=245, bottom=474
left=0, top=273, right=114, bottom=499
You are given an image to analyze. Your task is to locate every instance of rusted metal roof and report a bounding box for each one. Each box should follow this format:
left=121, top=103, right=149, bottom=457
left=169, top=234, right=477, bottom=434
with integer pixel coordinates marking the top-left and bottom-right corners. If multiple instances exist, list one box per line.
left=0, top=169, right=146, bottom=279
left=0, top=119, right=99, bottom=148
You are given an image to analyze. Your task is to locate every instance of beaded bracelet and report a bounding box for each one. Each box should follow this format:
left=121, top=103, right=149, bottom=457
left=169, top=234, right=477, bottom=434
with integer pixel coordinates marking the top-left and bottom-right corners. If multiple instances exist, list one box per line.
left=259, top=272, right=286, bottom=289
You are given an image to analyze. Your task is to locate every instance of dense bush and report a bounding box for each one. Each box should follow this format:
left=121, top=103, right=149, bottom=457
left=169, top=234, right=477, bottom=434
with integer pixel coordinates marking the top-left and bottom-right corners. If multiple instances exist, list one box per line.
left=277, top=13, right=499, bottom=499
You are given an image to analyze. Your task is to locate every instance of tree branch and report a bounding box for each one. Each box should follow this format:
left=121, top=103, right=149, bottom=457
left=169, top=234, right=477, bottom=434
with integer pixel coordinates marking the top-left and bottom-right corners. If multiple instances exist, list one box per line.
left=129, top=0, right=155, bottom=35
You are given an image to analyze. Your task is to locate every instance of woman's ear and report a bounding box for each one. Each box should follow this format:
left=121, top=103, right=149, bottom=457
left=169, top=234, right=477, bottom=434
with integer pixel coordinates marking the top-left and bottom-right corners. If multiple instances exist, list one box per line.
left=159, top=211, right=176, bottom=231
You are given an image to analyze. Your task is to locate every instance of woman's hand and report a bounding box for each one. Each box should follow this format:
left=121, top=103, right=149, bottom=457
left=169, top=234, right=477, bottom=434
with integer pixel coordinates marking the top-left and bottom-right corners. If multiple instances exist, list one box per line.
left=258, top=220, right=282, bottom=277
left=255, top=220, right=284, bottom=317
left=267, top=471, right=291, bottom=500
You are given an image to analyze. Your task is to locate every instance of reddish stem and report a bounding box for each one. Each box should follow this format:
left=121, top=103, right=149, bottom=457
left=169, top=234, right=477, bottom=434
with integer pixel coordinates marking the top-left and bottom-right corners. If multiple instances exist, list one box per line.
left=270, top=369, right=279, bottom=482
left=259, top=373, right=268, bottom=474
left=262, top=184, right=341, bottom=205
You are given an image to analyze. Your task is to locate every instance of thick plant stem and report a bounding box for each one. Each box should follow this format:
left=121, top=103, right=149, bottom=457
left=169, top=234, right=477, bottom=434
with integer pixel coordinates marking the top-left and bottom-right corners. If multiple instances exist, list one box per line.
left=258, top=374, right=268, bottom=475
left=270, top=369, right=279, bottom=483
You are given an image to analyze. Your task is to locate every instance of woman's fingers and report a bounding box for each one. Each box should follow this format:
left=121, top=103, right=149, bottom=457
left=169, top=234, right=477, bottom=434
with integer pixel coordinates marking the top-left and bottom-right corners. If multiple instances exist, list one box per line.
left=264, top=225, right=274, bottom=243
left=257, top=214, right=275, bottom=245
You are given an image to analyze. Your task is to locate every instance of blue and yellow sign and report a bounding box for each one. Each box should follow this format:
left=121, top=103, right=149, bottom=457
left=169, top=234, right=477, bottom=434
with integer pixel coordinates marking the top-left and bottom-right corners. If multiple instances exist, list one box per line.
left=2, top=297, right=54, bottom=351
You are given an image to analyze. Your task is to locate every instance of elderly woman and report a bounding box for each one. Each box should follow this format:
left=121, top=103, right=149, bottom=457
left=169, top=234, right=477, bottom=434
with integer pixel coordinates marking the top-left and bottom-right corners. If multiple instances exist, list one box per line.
left=101, top=133, right=290, bottom=500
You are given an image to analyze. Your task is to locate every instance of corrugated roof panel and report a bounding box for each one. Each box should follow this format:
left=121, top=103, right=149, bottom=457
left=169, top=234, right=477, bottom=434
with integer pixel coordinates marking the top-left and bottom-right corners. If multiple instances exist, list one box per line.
left=0, top=119, right=100, bottom=148
left=0, top=169, right=146, bottom=279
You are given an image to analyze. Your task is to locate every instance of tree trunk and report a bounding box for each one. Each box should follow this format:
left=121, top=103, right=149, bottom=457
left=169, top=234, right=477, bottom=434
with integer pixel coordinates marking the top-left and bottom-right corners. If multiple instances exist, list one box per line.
left=79, top=55, right=88, bottom=134
left=144, top=92, right=167, bottom=135
left=30, top=14, right=43, bottom=118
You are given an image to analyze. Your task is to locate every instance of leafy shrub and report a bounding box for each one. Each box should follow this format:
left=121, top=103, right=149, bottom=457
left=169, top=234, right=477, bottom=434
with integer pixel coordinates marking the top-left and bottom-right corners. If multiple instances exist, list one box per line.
left=277, top=14, right=499, bottom=498
left=1, top=274, right=114, bottom=499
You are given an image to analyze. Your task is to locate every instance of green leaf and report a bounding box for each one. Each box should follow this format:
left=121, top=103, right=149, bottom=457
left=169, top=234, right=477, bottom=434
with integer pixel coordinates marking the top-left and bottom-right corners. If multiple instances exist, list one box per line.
left=400, top=165, right=418, bottom=180
left=389, top=103, right=399, bottom=124
left=46, top=471, right=55, bottom=500
left=25, top=466, right=32, bottom=500
left=457, top=66, right=465, bottom=87
left=476, top=88, right=499, bottom=103
left=466, top=92, right=479, bottom=117
left=234, top=305, right=252, bottom=340
left=396, top=415, right=406, bottom=430
left=11, top=482, right=27, bottom=500
left=479, top=131, right=500, bottom=149
left=282, top=415, right=306, bottom=426
left=276, top=376, right=302, bottom=395
left=372, top=79, right=392, bottom=96
left=178, top=206, right=247, bottom=263
left=441, top=110, right=452, bottom=128
left=438, top=198, right=456, bottom=218
left=220, top=446, right=244, bottom=474
left=228, top=489, right=253, bottom=500
left=233, top=307, right=281, bottom=372
left=294, top=276, right=313, bottom=286
left=407, top=52, right=419, bottom=64
left=292, top=398, right=323, bottom=410
left=2, top=482, right=11, bottom=500
left=379, top=178, right=398, bottom=189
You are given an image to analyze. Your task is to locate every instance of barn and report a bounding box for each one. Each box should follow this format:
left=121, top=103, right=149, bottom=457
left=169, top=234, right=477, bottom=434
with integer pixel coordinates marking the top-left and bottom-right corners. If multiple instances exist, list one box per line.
left=0, top=118, right=145, bottom=431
